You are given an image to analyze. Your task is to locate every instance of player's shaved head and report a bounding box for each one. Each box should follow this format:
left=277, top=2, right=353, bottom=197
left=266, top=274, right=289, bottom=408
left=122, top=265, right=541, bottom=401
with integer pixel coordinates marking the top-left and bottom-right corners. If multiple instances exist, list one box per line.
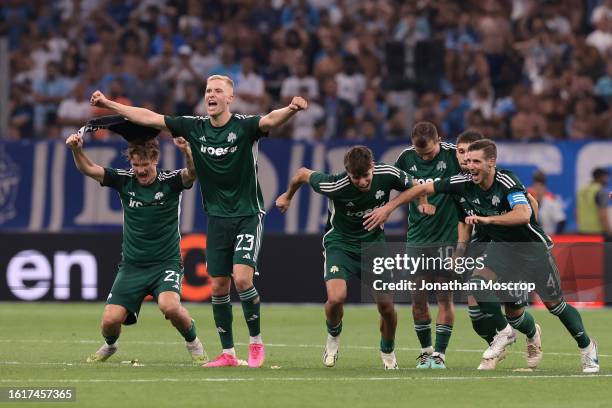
left=344, top=145, right=373, bottom=177
left=456, top=129, right=484, bottom=145
left=468, top=139, right=497, bottom=161
left=125, top=138, right=160, bottom=163
left=411, top=121, right=439, bottom=148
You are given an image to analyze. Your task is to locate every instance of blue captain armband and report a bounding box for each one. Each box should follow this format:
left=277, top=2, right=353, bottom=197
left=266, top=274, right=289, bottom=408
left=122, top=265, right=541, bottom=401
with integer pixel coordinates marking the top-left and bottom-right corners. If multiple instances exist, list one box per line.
left=507, top=191, right=529, bottom=208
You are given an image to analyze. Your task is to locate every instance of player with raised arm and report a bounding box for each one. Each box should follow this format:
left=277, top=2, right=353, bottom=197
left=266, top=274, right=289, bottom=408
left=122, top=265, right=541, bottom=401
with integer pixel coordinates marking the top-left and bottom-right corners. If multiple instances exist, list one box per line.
left=393, top=122, right=461, bottom=369
left=364, top=139, right=599, bottom=373
left=90, top=75, right=307, bottom=368
left=276, top=146, right=412, bottom=369
left=66, top=129, right=207, bottom=364
left=454, top=130, right=542, bottom=370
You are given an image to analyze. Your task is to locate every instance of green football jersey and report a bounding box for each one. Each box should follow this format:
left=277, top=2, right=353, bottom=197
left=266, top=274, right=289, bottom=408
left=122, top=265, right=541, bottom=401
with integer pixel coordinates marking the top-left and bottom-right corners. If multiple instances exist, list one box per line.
left=434, top=169, right=552, bottom=247
left=102, top=168, right=189, bottom=264
left=310, top=163, right=412, bottom=251
left=164, top=114, right=267, bottom=217
left=395, top=142, right=461, bottom=243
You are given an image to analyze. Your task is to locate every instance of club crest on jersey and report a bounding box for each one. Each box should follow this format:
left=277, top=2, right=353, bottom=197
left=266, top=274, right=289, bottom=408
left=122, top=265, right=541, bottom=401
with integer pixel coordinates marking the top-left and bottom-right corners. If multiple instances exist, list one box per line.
left=375, top=190, right=385, bottom=200
left=492, top=195, right=500, bottom=206
left=155, top=192, right=164, bottom=200
left=436, top=161, right=447, bottom=171
left=227, top=132, right=237, bottom=143
left=330, top=266, right=339, bottom=274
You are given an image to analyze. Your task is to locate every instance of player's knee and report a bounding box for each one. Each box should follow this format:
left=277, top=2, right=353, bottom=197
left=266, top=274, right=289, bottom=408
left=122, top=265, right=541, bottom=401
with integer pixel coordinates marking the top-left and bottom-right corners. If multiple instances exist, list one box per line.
left=377, top=301, right=395, bottom=318
left=436, top=292, right=453, bottom=308
left=211, top=279, right=231, bottom=296
left=327, top=293, right=346, bottom=306
left=233, top=275, right=253, bottom=292
left=159, top=302, right=181, bottom=319
left=101, top=313, right=123, bottom=329
left=412, top=300, right=429, bottom=320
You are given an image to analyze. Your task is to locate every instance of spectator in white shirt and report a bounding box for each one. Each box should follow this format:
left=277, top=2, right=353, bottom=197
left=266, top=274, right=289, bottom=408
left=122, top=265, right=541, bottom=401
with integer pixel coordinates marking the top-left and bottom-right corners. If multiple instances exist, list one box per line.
left=232, top=55, right=268, bottom=114
left=57, top=82, right=92, bottom=137
left=335, top=54, right=366, bottom=107
left=528, top=170, right=566, bottom=235
left=280, top=58, right=318, bottom=104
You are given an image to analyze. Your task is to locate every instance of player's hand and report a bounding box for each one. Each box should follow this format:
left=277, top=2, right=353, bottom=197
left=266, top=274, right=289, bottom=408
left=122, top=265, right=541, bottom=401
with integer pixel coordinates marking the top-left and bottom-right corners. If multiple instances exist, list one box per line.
left=418, top=203, right=436, bottom=215
left=465, top=215, right=490, bottom=225
left=173, top=137, right=190, bottom=152
left=90, top=90, right=109, bottom=107
left=275, top=192, right=291, bottom=214
left=65, top=133, right=83, bottom=150
left=363, top=205, right=391, bottom=231
left=288, top=96, right=308, bottom=112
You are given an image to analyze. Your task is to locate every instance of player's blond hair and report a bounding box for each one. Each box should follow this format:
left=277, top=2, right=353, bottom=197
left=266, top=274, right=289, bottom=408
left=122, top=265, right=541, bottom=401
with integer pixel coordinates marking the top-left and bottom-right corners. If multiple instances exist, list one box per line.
left=207, top=75, right=234, bottom=89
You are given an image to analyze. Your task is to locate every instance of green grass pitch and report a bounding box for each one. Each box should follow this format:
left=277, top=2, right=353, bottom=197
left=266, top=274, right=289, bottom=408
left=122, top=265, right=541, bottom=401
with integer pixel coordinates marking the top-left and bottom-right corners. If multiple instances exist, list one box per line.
left=0, top=303, right=610, bottom=408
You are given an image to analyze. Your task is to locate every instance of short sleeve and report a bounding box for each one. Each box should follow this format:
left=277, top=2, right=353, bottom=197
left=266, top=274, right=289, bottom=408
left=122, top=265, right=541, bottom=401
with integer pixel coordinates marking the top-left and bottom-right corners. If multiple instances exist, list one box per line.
left=164, top=116, right=197, bottom=140
left=393, top=151, right=407, bottom=170
left=242, top=115, right=268, bottom=141
left=164, top=170, right=191, bottom=193
left=101, top=168, right=127, bottom=190
left=392, top=168, right=413, bottom=192
left=434, top=175, right=468, bottom=195
left=309, top=171, right=347, bottom=197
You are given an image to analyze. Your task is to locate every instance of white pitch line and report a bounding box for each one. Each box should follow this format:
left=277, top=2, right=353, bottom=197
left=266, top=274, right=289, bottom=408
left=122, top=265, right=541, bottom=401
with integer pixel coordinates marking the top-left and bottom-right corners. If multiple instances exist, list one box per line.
left=0, top=375, right=611, bottom=383
left=0, top=339, right=609, bottom=358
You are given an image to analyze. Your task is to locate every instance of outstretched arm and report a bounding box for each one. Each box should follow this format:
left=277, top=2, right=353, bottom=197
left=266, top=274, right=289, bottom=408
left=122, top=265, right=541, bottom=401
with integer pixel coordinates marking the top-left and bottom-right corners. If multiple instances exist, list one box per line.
left=363, top=182, right=435, bottom=231
left=90, top=90, right=167, bottom=130
left=259, top=96, right=308, bottom=132
left=174, top=137, right=196, bottom=187
left=276, top=167, right=314, bottom=214
left=465, top=203, right=532, bottom=226
left=65, top=133, right=105, bottom=183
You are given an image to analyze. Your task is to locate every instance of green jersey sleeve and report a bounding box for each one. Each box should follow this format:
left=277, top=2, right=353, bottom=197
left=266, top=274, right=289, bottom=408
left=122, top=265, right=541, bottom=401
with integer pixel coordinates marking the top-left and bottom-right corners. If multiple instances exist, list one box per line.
left=434, top=174, right=470, bottom=195
left=242, top=115, right=268, bottom=141
left=392, top=167, right=413, bottom=192
left=496, top=170, right=528, bottom=208
left=162, top=169, right=191, bottom=193
left=309, top=171, right=348, bottom=198
left=164, top=115, right=198, bottom=140
left=100, top=168, right=130, bottom=190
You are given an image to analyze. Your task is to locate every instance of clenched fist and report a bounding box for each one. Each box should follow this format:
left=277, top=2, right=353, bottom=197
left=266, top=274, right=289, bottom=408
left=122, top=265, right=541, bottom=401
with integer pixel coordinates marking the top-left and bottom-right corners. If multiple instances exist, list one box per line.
left=90, top=90, right=109, bottom=107
left=173, top=136, right=190, bottom=152
left=65, top=133, right=83, bottom=150
left=288, top=96, right=308, bottom=112
left=275, top=192, right=291, bottom=214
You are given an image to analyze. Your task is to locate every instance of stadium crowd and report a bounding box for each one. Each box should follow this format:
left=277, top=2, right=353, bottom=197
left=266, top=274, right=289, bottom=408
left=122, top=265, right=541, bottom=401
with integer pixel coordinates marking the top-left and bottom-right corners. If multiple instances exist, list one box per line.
left=3, top=0, right=612, bottom=141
